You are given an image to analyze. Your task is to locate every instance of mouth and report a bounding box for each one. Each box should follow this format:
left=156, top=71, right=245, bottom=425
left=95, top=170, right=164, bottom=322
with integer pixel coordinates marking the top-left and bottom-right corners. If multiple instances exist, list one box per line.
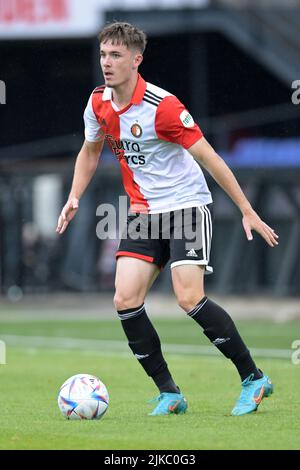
left=104, top=72, right=113, bottom=79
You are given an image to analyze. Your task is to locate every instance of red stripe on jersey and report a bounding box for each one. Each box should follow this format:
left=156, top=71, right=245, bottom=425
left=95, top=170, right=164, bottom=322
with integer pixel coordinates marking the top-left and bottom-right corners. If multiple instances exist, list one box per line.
left=93, top=86, right=105, bottom=94
left=94, top=85, right=105, bottom=91
left=116, top=251, right=154, bottom=263
left=118, top=158, right=150, bottom=213
left=92, top=93, right=150, bottom=213
left=155, top=95, right=203, bottom=149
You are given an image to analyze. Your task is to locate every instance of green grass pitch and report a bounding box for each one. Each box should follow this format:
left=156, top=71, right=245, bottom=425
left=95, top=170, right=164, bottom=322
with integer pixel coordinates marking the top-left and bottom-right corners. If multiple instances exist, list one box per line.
left=0, top=314, right=299, bottom=450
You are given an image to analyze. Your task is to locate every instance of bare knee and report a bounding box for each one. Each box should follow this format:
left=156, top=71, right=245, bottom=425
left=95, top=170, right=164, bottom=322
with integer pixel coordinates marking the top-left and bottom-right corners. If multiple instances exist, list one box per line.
left=172, top=265, right=205, bottom=313
left=176, top=291, right=205, bottom=313
left=177, top=296, right=198, bottom=313
left=113, top=291, right=144, bottom=311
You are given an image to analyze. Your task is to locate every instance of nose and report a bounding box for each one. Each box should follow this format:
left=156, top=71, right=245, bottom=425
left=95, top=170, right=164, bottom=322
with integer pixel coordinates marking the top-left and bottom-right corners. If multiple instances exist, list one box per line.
left=101, top=56, right=111, bottom=68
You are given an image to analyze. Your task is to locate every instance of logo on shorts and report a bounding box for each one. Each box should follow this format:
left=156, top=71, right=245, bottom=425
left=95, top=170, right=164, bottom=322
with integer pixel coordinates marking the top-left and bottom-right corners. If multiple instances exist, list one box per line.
left=180, top=110, right=195, bottom=128
left=131, top=123, right=143, bottom=138
left=186, top=248, right=198, bottom=257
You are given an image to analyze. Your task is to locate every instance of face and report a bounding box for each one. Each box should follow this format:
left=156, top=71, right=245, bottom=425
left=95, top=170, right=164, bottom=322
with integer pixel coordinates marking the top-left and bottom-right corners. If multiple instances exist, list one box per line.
left=100, top=41, right=143, bottom=88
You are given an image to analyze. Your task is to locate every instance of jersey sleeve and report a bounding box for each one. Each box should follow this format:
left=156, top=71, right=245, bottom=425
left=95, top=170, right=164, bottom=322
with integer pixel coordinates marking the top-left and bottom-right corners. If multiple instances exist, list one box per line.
left=155, top=95, right=203, bottom=149
left=83, top=94, right=104, bottom=142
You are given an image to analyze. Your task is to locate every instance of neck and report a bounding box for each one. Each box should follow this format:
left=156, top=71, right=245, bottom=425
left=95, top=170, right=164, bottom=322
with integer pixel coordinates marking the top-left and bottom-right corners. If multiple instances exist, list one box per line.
left=112, top=73, right=139, bottom=108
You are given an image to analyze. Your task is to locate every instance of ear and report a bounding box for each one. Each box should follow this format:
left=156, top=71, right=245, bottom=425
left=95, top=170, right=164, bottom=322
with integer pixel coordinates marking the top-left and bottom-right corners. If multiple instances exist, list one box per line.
left=133, top=53, right=143, bottom=70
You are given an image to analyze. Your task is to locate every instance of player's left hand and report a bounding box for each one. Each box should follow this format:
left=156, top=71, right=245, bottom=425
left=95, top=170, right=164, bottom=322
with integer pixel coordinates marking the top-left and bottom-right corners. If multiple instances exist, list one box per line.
left=242, top=209, right=279, bottom=247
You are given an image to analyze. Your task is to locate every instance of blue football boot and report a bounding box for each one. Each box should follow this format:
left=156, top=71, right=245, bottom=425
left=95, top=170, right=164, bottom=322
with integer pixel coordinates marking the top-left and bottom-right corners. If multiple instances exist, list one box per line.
left=148, top=392, right=188, bottom=416
left=231, top=373, right=274, bottom=416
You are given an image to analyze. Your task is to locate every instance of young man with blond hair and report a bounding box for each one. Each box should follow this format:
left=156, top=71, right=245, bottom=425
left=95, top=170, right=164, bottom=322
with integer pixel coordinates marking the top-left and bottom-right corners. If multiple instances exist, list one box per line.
left=57, top=22, right=277, bottom=416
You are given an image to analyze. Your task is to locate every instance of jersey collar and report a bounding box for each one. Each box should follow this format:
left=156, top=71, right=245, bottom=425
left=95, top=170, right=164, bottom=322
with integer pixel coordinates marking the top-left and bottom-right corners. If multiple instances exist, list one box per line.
left=102, top=74, right=146, bottom=105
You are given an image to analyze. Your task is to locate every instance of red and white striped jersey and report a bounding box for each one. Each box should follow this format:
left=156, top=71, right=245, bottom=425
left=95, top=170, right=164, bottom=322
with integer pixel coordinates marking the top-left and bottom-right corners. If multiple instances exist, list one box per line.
left=84, top=74, right=212, bottom=213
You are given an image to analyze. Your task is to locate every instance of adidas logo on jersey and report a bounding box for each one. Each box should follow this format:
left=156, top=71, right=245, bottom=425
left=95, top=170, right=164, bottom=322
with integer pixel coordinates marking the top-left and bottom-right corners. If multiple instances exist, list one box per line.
left=186, top=249, right=198, bottom=257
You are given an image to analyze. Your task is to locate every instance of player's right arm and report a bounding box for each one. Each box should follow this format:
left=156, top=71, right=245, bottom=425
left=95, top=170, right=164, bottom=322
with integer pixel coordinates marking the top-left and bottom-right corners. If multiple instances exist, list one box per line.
left=56, top=138, right=104, bottom=235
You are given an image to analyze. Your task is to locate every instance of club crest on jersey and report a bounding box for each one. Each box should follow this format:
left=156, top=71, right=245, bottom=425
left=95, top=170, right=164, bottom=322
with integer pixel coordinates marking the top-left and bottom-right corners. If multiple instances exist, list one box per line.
left=131, top=123, right=143, bottom=138
left=180, top=110, right=195, bottom=128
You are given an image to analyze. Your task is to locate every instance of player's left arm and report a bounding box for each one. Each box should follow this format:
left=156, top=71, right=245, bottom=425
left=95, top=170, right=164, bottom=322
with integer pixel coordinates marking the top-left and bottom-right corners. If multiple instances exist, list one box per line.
left=188, top=136, right=279, bottom=247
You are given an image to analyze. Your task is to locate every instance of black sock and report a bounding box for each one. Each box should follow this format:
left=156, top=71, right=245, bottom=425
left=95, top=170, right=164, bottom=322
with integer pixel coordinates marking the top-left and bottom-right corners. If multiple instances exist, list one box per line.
left=117, top=304, right=180, bottom=394
left=188, top=297, right=263, bottom=381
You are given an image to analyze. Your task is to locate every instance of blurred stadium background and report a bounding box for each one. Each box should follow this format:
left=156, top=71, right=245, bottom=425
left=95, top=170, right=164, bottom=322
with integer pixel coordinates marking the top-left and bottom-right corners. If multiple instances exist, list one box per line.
left=0, top=0, right=300, bottom=317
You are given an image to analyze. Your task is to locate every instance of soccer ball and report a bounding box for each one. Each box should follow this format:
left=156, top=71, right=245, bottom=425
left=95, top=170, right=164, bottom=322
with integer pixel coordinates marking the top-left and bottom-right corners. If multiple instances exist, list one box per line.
left=57, top=374, right=109, bottom=420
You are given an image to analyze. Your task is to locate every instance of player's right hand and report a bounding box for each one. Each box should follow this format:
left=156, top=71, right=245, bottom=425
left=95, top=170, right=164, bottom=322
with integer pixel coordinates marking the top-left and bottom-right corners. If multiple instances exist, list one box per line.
left=56, top=197, right=79, bottom=235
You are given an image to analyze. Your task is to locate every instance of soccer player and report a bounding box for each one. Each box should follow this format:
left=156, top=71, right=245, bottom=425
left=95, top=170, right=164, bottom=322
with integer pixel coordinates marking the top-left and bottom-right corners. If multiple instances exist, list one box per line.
left=56, top=22, right=278, bottom=416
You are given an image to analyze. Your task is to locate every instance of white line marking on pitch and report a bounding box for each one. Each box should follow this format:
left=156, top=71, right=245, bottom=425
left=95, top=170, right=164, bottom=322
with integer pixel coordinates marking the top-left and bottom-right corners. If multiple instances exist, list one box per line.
left=0, top=335, right=292, bottom=359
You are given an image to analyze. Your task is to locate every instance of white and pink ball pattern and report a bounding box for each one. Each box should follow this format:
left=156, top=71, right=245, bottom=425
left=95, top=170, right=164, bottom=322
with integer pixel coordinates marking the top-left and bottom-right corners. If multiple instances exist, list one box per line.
left=58, top=374, right=109, bottom=420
